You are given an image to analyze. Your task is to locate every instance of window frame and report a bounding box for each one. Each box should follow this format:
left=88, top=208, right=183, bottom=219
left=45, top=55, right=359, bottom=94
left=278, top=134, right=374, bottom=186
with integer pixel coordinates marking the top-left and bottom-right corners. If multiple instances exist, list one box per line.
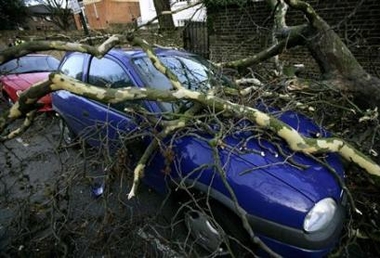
left=59, top=53, right=86, bottom=81
left=86, top=55, right=134, bottom=89
left=85, top=54, right=143, bottom=113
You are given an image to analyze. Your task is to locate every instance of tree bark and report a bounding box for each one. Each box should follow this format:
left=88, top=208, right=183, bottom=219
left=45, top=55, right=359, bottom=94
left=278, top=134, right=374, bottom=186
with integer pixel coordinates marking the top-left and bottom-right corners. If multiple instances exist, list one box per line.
left=235, top=0, right=380, bottom=109
left=153, top=0, right=175, bottom=30
left=282, top=0, right=380, bottom=108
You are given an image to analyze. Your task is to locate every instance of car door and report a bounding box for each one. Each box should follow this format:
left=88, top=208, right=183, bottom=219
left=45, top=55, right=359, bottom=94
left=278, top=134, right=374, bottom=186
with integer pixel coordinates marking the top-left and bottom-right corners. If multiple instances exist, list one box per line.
left=83, top=54, right=141, bottom=148
left=57, top=53, right=140, bottom=148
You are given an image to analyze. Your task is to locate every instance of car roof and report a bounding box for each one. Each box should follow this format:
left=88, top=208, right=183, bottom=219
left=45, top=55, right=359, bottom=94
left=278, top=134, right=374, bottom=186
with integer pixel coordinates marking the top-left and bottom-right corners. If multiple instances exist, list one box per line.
left=62, top=47, right=194, bottom=60
left=23, top=54, right=55, bottom=57
left=66, top=47, right=193, bottom=60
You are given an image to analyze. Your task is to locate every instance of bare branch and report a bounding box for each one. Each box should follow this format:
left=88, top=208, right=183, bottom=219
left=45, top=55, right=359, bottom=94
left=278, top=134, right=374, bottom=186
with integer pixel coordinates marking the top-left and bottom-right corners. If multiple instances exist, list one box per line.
left=126, top=35, right=184, bottom=90
left=0, top=110, right=37, bottom=141
left=219, top=27, right=307, bottom=69
left=0, top=35, right=121, bottom=65
left=3, top=71, right=378, bottom=178
left=284, top=0, right=321, bottom=27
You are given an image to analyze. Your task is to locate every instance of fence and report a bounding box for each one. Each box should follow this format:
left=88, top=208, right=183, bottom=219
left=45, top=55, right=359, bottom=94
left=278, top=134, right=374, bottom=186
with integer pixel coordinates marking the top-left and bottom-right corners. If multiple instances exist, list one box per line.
left=183, top=21, right=209, bottom=59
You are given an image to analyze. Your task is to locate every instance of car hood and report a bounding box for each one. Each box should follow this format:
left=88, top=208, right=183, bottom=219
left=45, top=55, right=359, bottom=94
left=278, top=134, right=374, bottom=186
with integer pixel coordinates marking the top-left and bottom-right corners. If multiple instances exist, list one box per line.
left=1, top=72, right=50, bottom=91
left=165, top=110, right=344, bottom=229
left=238, top=109, right=345, bottom=202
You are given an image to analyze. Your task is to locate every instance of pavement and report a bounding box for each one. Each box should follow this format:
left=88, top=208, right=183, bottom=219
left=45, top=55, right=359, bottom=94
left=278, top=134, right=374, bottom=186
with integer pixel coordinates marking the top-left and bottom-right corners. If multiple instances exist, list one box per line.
left=0, top=103, right=189, bottom=257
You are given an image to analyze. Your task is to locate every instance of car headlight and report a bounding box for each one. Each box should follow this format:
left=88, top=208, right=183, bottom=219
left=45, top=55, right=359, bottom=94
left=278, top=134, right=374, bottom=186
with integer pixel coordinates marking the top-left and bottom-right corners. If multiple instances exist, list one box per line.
left=303, top=198, right=337, bottom=233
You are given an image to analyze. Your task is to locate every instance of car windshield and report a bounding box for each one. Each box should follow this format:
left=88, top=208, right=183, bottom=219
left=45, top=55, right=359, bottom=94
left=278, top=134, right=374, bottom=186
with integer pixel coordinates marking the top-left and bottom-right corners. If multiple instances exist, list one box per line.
left=0, top=55, right=59, bottom=75
left=133, top=53, right=231, bottom=112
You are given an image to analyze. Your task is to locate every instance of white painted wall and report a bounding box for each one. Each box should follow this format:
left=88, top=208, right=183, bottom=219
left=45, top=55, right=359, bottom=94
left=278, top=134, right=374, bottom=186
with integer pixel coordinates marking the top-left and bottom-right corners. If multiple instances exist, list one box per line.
left=137, top=0, right=206, bottom=27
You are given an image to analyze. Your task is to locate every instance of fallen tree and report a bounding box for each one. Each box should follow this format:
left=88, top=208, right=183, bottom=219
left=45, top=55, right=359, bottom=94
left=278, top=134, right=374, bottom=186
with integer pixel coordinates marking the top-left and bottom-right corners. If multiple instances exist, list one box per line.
left=2, top=70, right=380, bottom=181
left=1, top=0, right=380, bottom=256
left=1, top=31, right=380, bottom=184
left=220, top=0, right=380, bottom=109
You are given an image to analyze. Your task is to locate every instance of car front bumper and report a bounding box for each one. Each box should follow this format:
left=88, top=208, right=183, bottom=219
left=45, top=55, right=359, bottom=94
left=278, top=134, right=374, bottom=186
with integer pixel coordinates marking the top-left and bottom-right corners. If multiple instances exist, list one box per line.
left=246, top=201, right=346, bottom=257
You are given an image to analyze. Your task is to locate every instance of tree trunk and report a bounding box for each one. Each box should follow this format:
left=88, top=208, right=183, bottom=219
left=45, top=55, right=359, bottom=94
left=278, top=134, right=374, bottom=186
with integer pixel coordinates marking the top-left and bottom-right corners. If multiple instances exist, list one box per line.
left=153, top=0, right=175, bottom=30
left=299, top=15, right=380, bottom=108
left=266, top=0, right=380, bottom=109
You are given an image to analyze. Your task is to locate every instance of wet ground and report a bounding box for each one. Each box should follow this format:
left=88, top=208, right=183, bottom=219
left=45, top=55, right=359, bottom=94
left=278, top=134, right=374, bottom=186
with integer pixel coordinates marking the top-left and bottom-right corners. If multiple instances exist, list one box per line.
left=0, top=105, right=190, bottom=257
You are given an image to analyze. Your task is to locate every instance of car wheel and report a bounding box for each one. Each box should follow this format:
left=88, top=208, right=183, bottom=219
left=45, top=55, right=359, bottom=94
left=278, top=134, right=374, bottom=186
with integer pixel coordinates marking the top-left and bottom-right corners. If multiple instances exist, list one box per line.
left=58, top=117, right=76, bottom=146
left=174, top=189, right=253, bottom=256
left=184, top=209, right=226, bottom=254
left=208, top=200, right=255, bottom=256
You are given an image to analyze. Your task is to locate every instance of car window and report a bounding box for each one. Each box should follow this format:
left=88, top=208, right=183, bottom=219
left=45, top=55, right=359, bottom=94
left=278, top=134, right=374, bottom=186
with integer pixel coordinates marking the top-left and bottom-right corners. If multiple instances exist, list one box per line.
left=0, top=55, right=59, bottom=75
left=133, top=56, right=211, bottom=91
left=88, top=57, right=133, bottom=89
left=163, top=57, right=210, bottom=91
left=88, top=56, right=137, bottom=112
left=60, top=54, right=84, bottom=80
left=133, top=54, right=230, bottom=112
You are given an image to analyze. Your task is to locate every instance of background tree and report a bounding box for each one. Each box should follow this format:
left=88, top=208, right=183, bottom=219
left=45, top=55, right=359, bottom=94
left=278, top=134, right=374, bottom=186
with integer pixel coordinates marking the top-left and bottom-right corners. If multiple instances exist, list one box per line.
left=153, top=0, right=175, bottom=30
left=32, top=0, right=74, bottom=30
left=0, top=0, right=28, bottom=30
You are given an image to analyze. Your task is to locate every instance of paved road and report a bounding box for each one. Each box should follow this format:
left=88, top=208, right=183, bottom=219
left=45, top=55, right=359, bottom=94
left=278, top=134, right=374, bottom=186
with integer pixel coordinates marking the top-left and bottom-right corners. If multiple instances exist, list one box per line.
left=0, top=105, right=189, bottom=257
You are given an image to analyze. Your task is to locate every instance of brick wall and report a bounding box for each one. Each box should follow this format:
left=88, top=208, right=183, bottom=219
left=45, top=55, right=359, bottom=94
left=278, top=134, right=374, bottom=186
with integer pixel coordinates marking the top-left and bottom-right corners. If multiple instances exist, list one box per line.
left=208, top=0, right=380, bottom=77
left=80, top=0, right=140, bottom=30
left=105, top=0, right=140, bottom=25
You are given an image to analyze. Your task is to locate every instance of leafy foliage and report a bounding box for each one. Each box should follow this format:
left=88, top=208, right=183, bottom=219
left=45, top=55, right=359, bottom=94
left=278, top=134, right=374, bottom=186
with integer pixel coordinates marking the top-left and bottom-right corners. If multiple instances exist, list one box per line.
left=0, top=0, right=28, bottom=30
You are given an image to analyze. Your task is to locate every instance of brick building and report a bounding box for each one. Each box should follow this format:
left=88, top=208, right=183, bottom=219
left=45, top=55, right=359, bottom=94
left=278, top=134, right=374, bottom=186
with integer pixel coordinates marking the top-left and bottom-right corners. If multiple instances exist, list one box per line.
left=75, top=0, right=140, bottom=30
left=207, top=0, right=380, bottom=77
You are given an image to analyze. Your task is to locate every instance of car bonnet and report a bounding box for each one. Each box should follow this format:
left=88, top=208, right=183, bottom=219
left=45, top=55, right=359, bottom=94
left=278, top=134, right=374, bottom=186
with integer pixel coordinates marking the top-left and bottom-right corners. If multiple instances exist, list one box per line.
left=175, top=108, right=343, bottom=226
left=229, top=108, right=344, bottom=202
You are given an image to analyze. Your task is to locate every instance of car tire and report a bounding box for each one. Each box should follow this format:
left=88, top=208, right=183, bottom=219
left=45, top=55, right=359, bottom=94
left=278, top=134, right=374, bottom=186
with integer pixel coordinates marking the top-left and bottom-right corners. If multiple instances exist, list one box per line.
left=208, top=199, right=256, bottom=257
left=58, top=116, right=76, bottom=146
left=174, top=189, right=254, bottom=257
left=184, top=207, right=226, bottom=255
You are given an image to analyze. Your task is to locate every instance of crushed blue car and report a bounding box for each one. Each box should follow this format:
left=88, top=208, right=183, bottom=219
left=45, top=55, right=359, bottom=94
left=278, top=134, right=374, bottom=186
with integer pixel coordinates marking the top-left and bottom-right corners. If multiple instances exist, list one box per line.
left=52, top=47, right=346, bottom=257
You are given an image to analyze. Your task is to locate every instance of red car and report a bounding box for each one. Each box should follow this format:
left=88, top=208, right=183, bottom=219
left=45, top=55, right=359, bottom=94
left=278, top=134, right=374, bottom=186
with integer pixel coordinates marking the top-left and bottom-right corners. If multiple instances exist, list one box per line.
left=0, top=54, right=59, bottom=111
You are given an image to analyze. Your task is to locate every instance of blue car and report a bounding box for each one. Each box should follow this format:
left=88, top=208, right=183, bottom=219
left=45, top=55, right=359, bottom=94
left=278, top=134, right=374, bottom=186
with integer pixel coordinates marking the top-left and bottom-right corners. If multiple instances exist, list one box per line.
left=52, top=48, right=346, bottom=257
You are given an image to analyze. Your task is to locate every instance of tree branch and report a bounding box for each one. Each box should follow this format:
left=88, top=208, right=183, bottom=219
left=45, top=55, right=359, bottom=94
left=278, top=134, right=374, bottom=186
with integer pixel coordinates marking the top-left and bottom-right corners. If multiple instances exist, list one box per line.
left=126, top=35, right=184, bottom=90
left=3, top=72, right=378, bottom=178
left=211, top=139, right=281, bottom=257
left=0, top=110, right=37, bottom=141
left=284, top=0, right=321, bottom=27
left=219, top=26, right=307, bottom=69
left=127, top=104, right=201, bottom=199
left=0, top=35, right=121, bottom=65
